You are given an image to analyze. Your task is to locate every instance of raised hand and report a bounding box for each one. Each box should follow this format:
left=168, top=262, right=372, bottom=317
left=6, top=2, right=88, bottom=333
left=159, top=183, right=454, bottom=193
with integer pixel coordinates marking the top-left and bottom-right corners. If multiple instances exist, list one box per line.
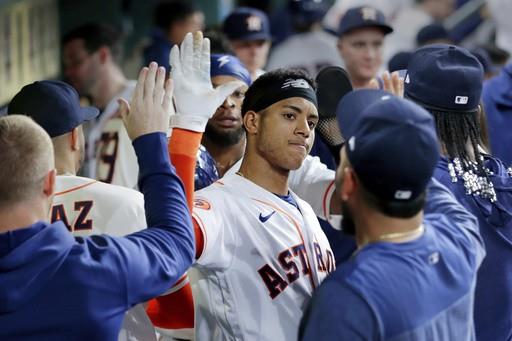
left=118, top=62, right=174, bottom=140
left=169, top=31, right=243, bottom=132
left=369, top=71, right=404, bottom=98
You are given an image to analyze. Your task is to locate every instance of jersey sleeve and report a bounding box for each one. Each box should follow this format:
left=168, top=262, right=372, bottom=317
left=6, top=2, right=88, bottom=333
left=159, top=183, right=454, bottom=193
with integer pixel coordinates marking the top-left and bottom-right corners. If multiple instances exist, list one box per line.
left=289, top=155, right=336, bottom=221
left=191, top=193, right=234, bottom=269
left=299, top=279, right=379, bottom=340
left=104, top=191, right=147, bottom=236
left=424, top=178, right=485, bottom=265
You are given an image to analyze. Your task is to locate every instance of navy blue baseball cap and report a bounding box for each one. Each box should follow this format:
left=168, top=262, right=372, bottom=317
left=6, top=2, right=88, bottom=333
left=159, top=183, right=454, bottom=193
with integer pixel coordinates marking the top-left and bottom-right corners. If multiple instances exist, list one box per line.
left=338, top=6, right=393, bottom=37
left=404, top=44, right=484, bottom=113
left=289, top=0, right=329, bottom=25
left=336, top=89, right=439, bottom=202
left=470, top=47, right=496, bottom=75
left=8, top=80, right=99, bottom=137
left=211, top=54, right=252, bottom=86
left=416, top=23, right=452, bottom=46
left=223, top=7, right=271, bottom=41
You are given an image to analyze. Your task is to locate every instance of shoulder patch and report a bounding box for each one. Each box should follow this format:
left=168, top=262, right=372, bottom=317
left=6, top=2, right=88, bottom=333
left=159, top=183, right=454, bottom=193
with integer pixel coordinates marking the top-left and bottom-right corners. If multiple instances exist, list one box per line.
left=194, top=198, right=211, bottom=210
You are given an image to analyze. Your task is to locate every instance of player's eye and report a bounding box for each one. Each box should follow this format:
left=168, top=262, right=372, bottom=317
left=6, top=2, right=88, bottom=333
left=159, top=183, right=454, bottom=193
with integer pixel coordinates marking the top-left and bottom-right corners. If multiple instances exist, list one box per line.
left=232, top=90, right=245, bottom=99
left=283, top=112, right=296, bottom=120
left=308, top=120, right=317, bottom=129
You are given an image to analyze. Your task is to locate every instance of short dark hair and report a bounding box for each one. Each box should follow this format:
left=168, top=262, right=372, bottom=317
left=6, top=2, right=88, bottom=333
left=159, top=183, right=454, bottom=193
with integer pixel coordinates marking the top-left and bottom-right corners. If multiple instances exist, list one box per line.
left=62, top=23, right=123, bottom=63
left=153, top=0, right=198, bottom=31
left=241, top=68, right=316, bottom=115
left=359, top=180, right=427, bottom=218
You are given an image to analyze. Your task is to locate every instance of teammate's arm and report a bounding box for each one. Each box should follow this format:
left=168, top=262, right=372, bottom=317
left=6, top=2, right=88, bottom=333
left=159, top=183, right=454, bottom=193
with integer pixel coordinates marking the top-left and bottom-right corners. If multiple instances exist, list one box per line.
left=81, top=62, right=195, bottom=307
left=145, top=31, right=241, bottom=337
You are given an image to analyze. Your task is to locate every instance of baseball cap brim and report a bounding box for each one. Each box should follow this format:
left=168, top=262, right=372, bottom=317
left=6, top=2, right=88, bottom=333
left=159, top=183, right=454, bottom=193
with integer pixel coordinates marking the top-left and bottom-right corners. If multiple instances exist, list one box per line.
left=336, top=88, right=391, bottom=138
left=339, top=23, right=393, bottom=37
left=80, top=106, right=100, bottom=121
left=229, top=32, right=271, bottom=41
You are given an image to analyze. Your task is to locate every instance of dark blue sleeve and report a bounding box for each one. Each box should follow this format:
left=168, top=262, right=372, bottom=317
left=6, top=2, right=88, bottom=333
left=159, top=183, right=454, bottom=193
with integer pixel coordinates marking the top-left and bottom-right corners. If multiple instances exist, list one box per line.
left=94, top=132, right=195, bottom=306
left=424, top=178, right=485, bottom=265
left=300, top=279, right=379, bottom=341
left=425, top=178, right=482, bottom=241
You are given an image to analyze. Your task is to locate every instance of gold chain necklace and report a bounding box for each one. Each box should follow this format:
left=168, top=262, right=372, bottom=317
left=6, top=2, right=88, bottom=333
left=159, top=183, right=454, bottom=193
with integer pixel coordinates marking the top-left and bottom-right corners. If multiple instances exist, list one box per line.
left=375, top=224, right=425, bottom=242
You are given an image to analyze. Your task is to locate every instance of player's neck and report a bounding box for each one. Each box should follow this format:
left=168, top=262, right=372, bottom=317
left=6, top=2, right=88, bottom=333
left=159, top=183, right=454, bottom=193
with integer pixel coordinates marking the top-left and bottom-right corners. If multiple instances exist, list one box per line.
left=355, top=207, right=424, bottom=248
left=0, top=200, right=49, bottom=233
left=54, top=152, right=78, bottom=176
left=91, top=68, right=127, bottom=110
left=238, top=151, right=289, bottom=196
left=202, top=136, right=245, bottom=177
left=351, top=77, right=372, bottom=89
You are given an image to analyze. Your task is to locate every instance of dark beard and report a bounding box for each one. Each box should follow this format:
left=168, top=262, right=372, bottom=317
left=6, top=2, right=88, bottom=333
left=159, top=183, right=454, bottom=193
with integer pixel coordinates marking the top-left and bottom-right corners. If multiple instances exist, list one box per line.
left=340, top=201, right=356, bottom=236
left=204, top=123, right=245, bottom=147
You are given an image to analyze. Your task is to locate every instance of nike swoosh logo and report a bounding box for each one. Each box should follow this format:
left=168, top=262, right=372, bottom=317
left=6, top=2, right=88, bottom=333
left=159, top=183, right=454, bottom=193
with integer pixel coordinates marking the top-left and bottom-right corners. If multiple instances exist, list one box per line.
left=259, top=211, right=276, bottom=223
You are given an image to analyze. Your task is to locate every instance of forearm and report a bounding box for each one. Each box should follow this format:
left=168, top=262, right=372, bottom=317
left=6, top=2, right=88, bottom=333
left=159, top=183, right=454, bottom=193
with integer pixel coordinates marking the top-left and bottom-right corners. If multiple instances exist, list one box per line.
left=168, top=128, right=203, bottom=211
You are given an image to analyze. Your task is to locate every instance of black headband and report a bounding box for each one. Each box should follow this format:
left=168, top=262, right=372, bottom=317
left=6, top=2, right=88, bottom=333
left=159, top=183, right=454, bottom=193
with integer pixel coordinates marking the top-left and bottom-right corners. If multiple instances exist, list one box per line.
left=248, top=78, right=318, bottom=113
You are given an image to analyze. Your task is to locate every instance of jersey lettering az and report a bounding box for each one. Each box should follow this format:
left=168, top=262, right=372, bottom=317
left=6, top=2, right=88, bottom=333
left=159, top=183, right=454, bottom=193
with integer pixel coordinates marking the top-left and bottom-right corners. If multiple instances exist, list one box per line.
left=191, top=173, right=334, bottom=341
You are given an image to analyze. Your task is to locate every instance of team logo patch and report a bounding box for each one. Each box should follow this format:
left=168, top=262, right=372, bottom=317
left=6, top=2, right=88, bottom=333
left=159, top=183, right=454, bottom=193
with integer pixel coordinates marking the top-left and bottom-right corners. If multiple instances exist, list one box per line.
left=246, top=15, right=262, bottom=31
left=361, top=7, right=377, bottom=21
left=194, top=198, right=211, bottom=210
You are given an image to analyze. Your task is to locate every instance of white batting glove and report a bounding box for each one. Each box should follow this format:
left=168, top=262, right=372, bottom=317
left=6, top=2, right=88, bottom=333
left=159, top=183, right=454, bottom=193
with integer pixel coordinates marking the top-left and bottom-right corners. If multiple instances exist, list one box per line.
left=169, top=31, right=243, bottom=132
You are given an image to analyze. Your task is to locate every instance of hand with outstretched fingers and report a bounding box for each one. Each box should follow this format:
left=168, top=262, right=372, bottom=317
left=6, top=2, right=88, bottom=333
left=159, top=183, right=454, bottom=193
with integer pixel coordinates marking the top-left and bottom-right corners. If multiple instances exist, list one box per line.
left=169, top=31, right=244, bottom=132
left=118, top=62, right=174, bottom=141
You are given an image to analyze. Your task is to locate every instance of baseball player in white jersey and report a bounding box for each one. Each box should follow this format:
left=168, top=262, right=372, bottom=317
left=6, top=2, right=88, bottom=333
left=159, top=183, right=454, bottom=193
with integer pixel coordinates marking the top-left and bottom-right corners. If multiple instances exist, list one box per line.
left=52, top=175, right=145, bottom=237
left=8, top=80, right=156, bottom=341
left=93, top=81, right=140, bottom=189
left=149, top=32, right=335, bottom=340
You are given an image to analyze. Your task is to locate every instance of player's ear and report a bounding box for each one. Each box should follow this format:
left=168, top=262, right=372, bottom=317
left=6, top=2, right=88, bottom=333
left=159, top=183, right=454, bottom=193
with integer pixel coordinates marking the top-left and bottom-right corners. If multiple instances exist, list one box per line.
left=43, top=168, right=56, bottom=198
left=97, top=46, right=111, bottom=64
left=70, top=127, right=79, bottom=151
left=340, top=167, right=357, bottom=201
left=243, top=110, right=259, bottom=135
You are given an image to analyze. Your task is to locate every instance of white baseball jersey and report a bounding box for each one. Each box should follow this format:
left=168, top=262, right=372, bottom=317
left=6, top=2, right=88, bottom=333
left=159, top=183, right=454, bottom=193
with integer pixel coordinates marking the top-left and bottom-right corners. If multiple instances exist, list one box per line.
left=267, top=31, right=344, bottom=77
left=96, top=116, right=139, bottom=189
left=81, top=81, right=139, bottom=189
left=225, top=155, right=337, bottom=222
left=52, top=175, right=146, bottom=236
left=52, top=175, right=156, bottom=341
left=191, top=173, right=335, bottom=341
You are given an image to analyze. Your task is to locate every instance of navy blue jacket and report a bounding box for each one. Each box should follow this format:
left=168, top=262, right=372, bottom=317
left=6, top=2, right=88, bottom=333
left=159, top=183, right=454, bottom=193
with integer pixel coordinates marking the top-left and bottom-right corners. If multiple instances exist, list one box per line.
left=300, top=179, right=484, bottom=340
left=435, top=155, right=512, bottom=341
left=0, top=133, right=194, bottom=340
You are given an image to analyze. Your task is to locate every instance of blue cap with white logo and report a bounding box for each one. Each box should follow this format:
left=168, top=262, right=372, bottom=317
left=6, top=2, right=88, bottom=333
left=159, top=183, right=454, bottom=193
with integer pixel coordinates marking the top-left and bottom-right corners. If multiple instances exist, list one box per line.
left=338, top=6, right=393, bottom=37
left=210, top=54, right=252, bottom=86
left=336, top=89, right=439, bottom=202
left=223, top=7, right=271, bottom=41
left=404, top=44, right=484, bottom=113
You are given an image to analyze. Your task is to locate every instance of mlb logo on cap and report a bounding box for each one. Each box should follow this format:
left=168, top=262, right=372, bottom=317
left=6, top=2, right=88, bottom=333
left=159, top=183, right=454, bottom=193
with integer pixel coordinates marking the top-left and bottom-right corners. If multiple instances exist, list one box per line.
left=455, top=96, right=468, bottom=105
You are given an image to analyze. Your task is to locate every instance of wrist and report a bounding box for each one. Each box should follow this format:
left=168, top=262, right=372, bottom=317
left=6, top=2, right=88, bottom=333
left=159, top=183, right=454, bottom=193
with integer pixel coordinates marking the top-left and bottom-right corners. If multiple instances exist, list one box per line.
left=170, top=115, right=209, bottom=133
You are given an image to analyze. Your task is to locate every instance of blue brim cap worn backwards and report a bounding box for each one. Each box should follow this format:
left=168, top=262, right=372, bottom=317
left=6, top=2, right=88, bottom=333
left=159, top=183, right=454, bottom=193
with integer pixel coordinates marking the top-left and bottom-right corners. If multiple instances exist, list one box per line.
left=404, top=44, right=484, bottom=113
left=337, top=90, right=439, bottom=202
